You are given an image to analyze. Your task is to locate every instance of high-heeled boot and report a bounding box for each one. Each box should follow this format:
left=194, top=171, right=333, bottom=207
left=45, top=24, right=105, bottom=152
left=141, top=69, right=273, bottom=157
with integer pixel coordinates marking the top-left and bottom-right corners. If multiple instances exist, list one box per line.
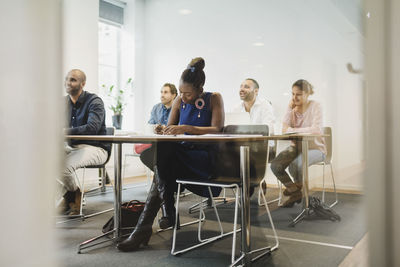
left=158, top=183, right=180, bottom=230
left=117, top=178, right=162, bottom=252
left=158, top=201, right=180, bottom=230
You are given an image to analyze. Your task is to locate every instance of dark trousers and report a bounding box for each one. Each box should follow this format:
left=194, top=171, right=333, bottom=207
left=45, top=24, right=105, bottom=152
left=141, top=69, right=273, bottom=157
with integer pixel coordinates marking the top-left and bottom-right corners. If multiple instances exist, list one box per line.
left=140, top=142, right=220, bottom=204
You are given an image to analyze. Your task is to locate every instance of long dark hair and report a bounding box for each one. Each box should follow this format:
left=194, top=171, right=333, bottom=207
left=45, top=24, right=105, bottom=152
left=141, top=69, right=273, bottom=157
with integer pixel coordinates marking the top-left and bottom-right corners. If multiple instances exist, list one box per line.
left=180, top=57, right=206, bottom=92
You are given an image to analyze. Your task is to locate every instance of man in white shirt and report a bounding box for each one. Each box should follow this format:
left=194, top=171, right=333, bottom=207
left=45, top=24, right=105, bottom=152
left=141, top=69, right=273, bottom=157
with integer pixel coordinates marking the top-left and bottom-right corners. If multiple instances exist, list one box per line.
left=233, top=78, right=276, bottom=196
left=233, top=78, right=276, bottom=134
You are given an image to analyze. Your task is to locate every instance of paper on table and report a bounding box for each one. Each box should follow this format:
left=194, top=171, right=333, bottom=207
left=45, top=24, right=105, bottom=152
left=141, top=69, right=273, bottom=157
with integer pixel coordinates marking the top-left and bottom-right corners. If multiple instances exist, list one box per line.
left=124, top=133, right=264, bottom=138
left=282, top=132, right=312, bottom=135
left=282, top=132, right=297, bottom=135
left=201, top=133, right=263, bottom=137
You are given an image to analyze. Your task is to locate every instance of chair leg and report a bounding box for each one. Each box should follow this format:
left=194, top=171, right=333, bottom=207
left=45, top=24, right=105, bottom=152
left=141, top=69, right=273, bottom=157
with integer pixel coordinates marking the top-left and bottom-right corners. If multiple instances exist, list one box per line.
left=258, top=179, right=264, bottom=206
left=321, top=163, right=338, bottom=208
left=100, top=167, right=106, bottom=192
left=171, top=183, right=240, bottom=256
left=329, top=164, right=338, bottom=207
left=171, top=183, right=182, bottom=254
left=79, top=167, right=85, bottom=217
left=258, top=177, right=281, bottom=207
left=231, top=185, right=240, bottom=264
left=123, top=154, right=128, bottom=179
left=277, top=180, right=283, bottom=206
left=197, top=187, right=224, bottom=242
left=322, top=163, right=326, bottom=203
left=260, top=186, right=279, bottom=251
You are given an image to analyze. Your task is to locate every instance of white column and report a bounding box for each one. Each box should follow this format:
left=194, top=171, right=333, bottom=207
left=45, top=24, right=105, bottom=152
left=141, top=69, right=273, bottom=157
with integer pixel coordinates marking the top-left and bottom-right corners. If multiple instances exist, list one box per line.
left=365, top=0, right=400, bottom=266
left=387, top=0, right=400, bottom=265
left=0, top=0, right=62, bottom=266
left=63, top=0, right=99, bottom=93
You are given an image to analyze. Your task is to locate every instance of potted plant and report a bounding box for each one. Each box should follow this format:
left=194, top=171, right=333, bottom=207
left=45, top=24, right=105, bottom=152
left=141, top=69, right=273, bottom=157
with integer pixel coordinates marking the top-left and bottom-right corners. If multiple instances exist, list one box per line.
left=102, top=78, right=133, bottom=129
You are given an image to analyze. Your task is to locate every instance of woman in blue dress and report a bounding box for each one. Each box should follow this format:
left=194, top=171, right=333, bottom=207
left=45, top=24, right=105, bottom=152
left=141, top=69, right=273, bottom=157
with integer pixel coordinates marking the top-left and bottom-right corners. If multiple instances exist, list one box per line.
left=118, top=57, right=225, bottom=252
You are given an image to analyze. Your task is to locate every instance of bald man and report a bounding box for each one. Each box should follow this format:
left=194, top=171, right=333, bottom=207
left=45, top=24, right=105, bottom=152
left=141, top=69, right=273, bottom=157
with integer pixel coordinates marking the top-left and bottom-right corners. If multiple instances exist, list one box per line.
left=233, top=78, right=275, bottom=130
left=58, top=69, right=110, bottom=215
left=233, top=78, right=276, bottom=159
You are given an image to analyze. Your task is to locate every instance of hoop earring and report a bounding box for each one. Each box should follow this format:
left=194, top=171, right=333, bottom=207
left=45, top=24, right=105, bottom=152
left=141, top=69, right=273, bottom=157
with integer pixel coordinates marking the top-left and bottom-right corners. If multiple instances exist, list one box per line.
left=195, top=98, right=205, bottom=118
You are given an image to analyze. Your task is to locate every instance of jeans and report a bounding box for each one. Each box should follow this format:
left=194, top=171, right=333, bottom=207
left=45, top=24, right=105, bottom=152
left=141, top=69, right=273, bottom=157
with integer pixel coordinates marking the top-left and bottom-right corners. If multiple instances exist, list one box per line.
left=270, top=144, right=325, bottom=185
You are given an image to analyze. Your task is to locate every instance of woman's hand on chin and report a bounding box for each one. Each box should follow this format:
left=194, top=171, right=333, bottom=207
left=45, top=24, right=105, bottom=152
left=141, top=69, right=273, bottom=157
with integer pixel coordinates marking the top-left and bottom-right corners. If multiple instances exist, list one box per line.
left=289, top=99, right=296, bottom=109
left=163, top=125, right=190, bottom=135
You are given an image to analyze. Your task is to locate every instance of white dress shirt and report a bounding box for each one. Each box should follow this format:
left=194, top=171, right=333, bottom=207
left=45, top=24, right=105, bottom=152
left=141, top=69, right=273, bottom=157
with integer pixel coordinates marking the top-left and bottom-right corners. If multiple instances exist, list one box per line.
left=233, top=96, right=276, bottom=134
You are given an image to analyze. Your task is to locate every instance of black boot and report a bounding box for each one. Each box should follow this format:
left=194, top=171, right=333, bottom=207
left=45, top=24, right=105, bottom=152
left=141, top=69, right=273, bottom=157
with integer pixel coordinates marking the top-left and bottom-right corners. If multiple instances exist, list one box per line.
left=117, top=178, right=162, bottom=252
left=158, top=201, right=180, bottom=230
left=157, top=178, right=180, bottom=230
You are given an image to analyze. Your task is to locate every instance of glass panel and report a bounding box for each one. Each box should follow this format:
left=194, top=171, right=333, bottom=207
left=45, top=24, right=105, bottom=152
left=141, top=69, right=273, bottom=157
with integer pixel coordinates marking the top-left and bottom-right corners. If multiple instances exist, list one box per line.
left=98, top=21, right=120, bottom=126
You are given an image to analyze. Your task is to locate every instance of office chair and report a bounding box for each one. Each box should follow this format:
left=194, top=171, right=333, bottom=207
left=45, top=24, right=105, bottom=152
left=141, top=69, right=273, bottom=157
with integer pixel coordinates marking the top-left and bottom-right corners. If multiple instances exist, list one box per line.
left=62, top=127, right=115, bottom=221
left=314, top=127, right=338, bottom=207
left=171, top=125, right=279, bottom=265
left=260, top=127, right=338, bottom=208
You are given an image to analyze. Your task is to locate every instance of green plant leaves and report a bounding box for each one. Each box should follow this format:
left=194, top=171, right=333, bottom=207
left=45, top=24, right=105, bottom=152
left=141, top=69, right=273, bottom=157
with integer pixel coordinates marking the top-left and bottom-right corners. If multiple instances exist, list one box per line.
left=103, top=78, right=133, bottom=115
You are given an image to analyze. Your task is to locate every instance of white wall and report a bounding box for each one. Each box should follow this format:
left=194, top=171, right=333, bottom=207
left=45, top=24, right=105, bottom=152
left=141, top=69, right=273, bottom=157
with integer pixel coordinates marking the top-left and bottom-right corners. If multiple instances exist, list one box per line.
left=63, top=0, right=99, bottom=93
left=0, top=0, right=62, bottom=266
left=60, top=0, right=365, bottom=188
left=137, top=0, right=364, bottom=190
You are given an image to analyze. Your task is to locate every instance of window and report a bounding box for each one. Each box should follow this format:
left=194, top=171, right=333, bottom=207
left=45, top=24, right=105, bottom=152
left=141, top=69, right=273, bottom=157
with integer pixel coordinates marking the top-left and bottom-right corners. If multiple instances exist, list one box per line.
left=98, top=0, right=126, bottom=127
left=98, top=0, right=125, bottom=90
left=98, top=21, right=121, bottom=92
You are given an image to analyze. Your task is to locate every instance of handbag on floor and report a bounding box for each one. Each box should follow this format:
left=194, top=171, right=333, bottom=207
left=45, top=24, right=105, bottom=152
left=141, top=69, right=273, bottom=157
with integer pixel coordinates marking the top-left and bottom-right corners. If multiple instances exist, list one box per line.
left=309, top=196, right=341, bottom=222
left=102, top=200, right=145, bottom=234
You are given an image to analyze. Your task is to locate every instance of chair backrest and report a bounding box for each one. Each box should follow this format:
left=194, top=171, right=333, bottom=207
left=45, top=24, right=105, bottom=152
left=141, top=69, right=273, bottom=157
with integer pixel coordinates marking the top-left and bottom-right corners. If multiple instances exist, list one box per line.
left=216, top=125, right=269, bottom=185
left=223, top=124, right=269, bottom=136
left=106, top=126, right=115, bottom=136
left=323, top=127, right=332, bottom=164
left=103, top=126, right=115, bottom=164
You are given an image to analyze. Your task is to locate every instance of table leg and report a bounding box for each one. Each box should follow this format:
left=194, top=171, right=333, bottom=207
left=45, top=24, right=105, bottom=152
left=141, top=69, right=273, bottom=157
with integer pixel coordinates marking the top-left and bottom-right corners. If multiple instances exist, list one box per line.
left=302, top=140, right=310, bottom=211
left=77, top=142, right=123, bottom=253
left=240, top=146, right=251, bottom=266
left=113, top=143, right=122, bottom=238
left=290, top=140, right=310, bottom=227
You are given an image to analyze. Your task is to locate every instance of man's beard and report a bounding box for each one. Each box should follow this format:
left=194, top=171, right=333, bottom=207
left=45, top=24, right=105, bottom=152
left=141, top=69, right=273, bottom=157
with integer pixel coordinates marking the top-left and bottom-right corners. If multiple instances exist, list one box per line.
left=66, top=87, right=81, bottom=96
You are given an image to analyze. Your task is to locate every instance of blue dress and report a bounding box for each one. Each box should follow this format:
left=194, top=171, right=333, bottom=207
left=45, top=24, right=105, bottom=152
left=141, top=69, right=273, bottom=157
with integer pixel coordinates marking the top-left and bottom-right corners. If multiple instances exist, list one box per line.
left=179, top=92, right=213, bottom=127
left=140, top=92, right=221, bottom=198
left=176, top=92, right=216, bottom=179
